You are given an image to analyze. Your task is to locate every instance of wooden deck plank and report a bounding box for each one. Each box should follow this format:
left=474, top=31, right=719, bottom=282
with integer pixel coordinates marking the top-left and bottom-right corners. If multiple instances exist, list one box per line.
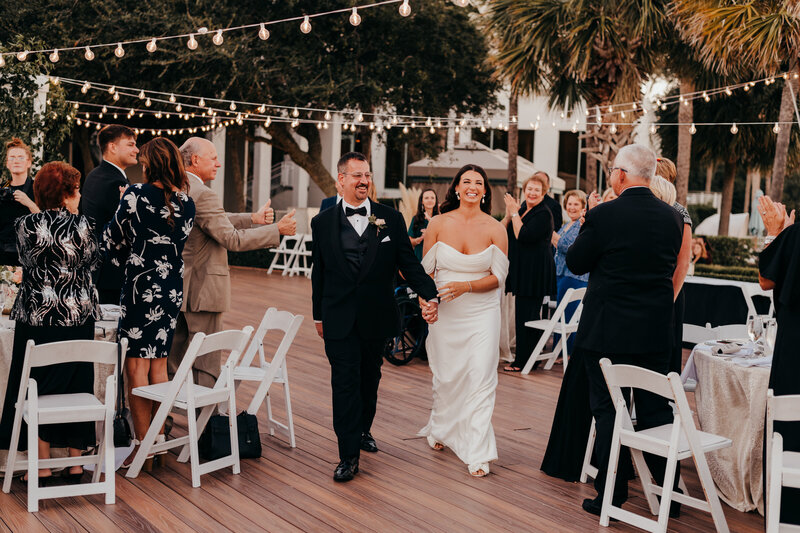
left=0, top=267, right=764, bottom=532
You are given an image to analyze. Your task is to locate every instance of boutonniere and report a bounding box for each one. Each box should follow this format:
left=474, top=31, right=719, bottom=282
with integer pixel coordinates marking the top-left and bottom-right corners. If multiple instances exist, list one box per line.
left=368, top=214, right=387, bottom=230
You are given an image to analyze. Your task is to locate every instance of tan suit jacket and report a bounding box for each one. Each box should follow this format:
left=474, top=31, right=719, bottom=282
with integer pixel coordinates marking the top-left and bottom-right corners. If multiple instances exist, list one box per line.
left=182, top=175, right=280, bottom=313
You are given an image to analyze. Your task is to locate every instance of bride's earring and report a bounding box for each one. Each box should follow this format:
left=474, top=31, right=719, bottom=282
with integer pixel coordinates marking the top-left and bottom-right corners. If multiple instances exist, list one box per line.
left=481, top=195, right=485, bottom=204
left=456, top=191, right=461, bottom=200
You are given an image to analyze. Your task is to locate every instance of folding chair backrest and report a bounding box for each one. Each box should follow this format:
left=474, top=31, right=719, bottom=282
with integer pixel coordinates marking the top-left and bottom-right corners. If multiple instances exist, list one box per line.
left=682, top=323, right=715, bottom=344
left=712, top=324, right=748, bottom=339
left=206, top=327, right=255, bottom=369
left=768, top=390, right=800, bottom=423
left=240, top=308, right=297, bottom=367
left=599, top=358, right=675, bottom=417
left=741, top=284, right=775, bottom=318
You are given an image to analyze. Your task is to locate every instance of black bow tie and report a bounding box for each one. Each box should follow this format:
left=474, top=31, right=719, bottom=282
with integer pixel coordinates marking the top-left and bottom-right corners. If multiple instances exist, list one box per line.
left=345, top=206, right=367, bottom=217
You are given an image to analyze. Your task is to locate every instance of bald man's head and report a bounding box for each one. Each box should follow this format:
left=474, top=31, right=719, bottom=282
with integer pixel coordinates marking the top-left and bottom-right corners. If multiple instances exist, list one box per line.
left=180, top=137, right=220, bottom=182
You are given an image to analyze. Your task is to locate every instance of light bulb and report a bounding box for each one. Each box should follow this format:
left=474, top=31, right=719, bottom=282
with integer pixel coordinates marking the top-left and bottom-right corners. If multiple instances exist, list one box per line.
left=147, top=38, right=157, bottom=53
left=145, top=98, right=152, bottom=107
left=187, top=34, right=198, bottom=50
left=317, top=122, right=323, bottom=129
left=258, top=23, right=270, bottom=41
left=169, top=94, right=176, bottom=103
left=399, top=0, right=411, bottom=17
left=773, top=123, right=781, bottom=134
left=49, top=49, right=59, bottom=63
left=350, top=124, right=356, bottom=132
left=265, top=117, right=271, bottom=126
left=323, top=121, right=329, bottom=129
left=429, top=126, right=435, bottom=133
left=403, top=126, right=409, bottom=133
left=730, top=123, right=738, bottom=134
left=456, top=0, right=469, bottom=6
left=455, top=125, right=460, bottom=133
left=199, top=98, right=206, bottom=107
left=357, top=112, right=364, bottom=122
left=292, top=107, right=299, bottom=117
left=660, top=104, right=667, bottom=110
left=138, top=90, right=145, bottom=99
left=50, top=76, right=59, bottom=85
left=743, top=84, right=750, bottom=92
left=343, top=122, right=349, bottom=131
left=81, top=82, right=91, bottom=94
left=108, top=86, right=116, bottom=94
left=324, top=110, right=331, bottom=120
left=113, top=93, right=120, bottom=101
left=17, top=51, right=28, bottom=62
left=725, top=87, right=733, bottom=96
left=689, top=123, right=696, bottom=135
left=369, top=122, right=375, bottom=130
left=621, top=111, right=626, bottom=119
left=571, top=124, right=578, bottom=133
left=73, top=103, right=79, bottom=109
left=113, top=113, right=118, bottom=119
left=610, top=123, right=617, bottom=134
left=349, top=7, right=361, bottom=26
left=425, top=117, right=432, bottom=126
left=0, top=56, right=5, bottom=67
left=114, top=43, right=125, bottom=58
left=176, top=104, right=183, bottom=112
left=300, top=16, right=312, bottom=34
left=230, top=101, right=236, bottom=111
left=213, top=30, right=224, bottom=45
left=76, top=118, right=82, bottom=125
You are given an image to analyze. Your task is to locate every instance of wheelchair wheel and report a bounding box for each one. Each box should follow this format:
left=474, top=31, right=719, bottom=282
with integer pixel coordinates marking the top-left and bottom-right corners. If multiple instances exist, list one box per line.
left=384, top=298, right=427, bottom=366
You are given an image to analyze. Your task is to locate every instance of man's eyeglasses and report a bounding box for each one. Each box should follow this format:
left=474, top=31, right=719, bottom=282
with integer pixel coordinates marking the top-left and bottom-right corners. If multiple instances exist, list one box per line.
left=7, top=155, right=28, bottom=161
left=342, top=172, right=372, bottom=180
left=608, top=166, right=627, bottom=175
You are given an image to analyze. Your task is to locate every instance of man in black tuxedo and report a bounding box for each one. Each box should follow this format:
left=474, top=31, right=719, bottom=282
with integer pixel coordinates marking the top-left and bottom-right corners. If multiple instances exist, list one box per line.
left=312, top=152, right=438, bottom=482
left=566, top=144, right=683, bottom=516
left=79, top=124, right=139, bottom=303
left=535, top=171, right=563, bottom=231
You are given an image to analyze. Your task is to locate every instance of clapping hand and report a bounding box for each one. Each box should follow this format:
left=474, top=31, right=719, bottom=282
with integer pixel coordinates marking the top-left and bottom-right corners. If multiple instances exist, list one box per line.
left=587, top=191, right=600, bottom=210
left=420, top=298, right=438, bottom=324
left=759, top=195, right=795, bottom=236
left=251, top=199, right=275, bottom=225
left=278, top=209, right=297, bottom=235
left=503, top=193, right=520, bottom=217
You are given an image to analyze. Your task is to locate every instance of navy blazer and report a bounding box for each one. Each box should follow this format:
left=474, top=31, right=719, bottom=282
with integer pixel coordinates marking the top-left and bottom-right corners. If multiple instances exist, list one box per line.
left=311, top=200, right=437, bottom=340
left=566, top=187, right=682, bottom=355
left=320, top=195, right=338, bottom=211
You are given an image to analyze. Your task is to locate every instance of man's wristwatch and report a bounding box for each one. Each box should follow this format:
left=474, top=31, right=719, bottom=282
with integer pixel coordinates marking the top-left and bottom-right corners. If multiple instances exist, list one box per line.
left=764, top=235, right=776, bottom=245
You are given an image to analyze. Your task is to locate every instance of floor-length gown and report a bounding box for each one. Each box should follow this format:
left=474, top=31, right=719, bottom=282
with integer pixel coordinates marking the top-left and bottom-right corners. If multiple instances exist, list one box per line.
left=418, top=242, right=509, bottom=472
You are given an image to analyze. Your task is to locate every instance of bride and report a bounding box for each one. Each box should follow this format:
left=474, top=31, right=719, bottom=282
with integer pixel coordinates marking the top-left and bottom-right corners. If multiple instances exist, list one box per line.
left=418, top=164, right=509, bottom=477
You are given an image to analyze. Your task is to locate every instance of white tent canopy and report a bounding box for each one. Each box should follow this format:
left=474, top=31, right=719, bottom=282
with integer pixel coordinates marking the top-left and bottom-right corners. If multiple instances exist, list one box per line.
left=695, top=213, right=750, bottom=238
left=407, top=141, right=566, bottom=194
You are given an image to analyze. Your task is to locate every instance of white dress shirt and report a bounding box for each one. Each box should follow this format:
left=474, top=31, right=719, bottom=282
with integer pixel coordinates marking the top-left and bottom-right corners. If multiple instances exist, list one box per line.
left=104, top=159, right=128, bottom=179
left=342, top=198, right=371, bottom=236
left=187, top=171, right=204, bottom=186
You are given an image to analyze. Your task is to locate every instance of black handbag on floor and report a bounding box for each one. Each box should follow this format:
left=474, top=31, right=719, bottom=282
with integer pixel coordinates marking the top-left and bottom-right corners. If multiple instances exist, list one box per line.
left=113, top=341, right=135, bottom=447
left=198, top=411, right=262, bottom=460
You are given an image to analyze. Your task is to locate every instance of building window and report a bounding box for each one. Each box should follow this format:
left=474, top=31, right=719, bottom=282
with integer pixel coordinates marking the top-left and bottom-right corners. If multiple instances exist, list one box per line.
left=471, top=128, right=508, bottom=151
left=557, top=131, right=586, bottom=190
left=518, top=130, right=535, bottom=162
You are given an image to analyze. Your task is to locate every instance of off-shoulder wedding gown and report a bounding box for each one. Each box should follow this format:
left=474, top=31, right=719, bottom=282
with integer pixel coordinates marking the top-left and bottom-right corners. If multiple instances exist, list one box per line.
left=418, top=242, right=509, bottom=476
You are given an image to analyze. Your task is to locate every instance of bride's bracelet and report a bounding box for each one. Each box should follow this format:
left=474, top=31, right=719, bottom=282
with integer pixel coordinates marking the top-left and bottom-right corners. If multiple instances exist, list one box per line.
left=467, top=281, right=472, bottom=293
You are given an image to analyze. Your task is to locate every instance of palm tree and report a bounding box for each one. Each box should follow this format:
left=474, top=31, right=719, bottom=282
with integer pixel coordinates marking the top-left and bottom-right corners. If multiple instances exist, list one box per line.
left=671, top=0, right=800, bottom=201
left=484, top=0, right=669, bottom=193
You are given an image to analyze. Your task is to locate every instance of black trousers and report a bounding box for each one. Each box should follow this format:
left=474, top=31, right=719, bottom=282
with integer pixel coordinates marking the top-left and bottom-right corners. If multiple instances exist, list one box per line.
left=670, top=289, right=686, bottom=374
left=512, top=295, right=544, bottom=369
left=583, top=348, right=680, bottom=501
left=324, top=326, right=386, bottom=460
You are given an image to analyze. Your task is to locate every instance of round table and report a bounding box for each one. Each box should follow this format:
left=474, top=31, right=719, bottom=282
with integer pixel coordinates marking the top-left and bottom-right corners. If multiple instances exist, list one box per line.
left=684, top=344, right=771, bottom=515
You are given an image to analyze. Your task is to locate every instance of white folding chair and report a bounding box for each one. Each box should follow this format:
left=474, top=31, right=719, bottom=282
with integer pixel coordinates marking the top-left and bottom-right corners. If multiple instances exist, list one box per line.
left=597, top=358, right=731, bottom=532
left=287, top=234, right=313, bottom=278
left=231, top=307, right=304, bottom=448
left=682, top=323, right=715, bottom=345
left=580, top=417, right=599, bottom=483
left=520, top=287, right=585, bottom=375
left=766, top=389, right=800, bottom=533
left=712, top=323, right=748, bottom=339
left=126, top=327, right=253, bottom=487
left=3, top=338, right=126, bottom=512
left=267, top=234, right=303, bottom=275
left=741, top=284, right=775, bottom=318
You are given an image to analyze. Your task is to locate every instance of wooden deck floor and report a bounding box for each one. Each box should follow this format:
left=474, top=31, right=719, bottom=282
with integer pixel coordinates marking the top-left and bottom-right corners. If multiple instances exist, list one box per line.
left=0, top=267, right=764, bottom=532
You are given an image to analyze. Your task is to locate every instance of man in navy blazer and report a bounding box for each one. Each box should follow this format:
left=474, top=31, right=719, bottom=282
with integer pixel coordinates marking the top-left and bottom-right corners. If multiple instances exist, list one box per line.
left=311, top=152, right=438, bottom=482
left=567, top=144, right=683, bottom=516
left=79, top=124, right=139, bottom=303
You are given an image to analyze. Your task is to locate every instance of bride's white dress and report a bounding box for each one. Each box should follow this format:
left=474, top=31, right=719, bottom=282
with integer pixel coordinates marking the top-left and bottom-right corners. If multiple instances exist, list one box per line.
left=418, top=242, right=509, bottom=471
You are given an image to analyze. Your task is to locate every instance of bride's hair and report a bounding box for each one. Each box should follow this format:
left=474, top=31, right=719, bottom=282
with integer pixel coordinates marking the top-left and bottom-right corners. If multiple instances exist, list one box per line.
left=439, top=164, right=492, bottom=215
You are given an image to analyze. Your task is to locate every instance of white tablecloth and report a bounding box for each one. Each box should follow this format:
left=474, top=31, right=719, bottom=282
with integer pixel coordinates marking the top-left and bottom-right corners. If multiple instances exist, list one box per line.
left=682, top=343, right=770, bottom=514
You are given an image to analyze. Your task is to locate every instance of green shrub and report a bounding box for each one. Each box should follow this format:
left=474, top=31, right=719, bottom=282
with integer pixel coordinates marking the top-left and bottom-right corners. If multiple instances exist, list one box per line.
left=702, top=235, right=756, bottom=267
left=694, top=264, right=759, bottom=283
left=227, top=249, right=276, bottom=269
left=687, top=203, right=716, bottom=227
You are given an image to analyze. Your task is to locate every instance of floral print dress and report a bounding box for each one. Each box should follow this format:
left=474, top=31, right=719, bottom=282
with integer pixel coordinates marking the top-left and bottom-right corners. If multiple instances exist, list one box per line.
left=103, top=183, right=195, bottom=359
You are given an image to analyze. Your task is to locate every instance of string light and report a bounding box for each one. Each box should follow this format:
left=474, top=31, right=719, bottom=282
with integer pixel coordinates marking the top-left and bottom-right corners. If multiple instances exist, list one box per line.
left=49, top=49, right=59, bottom=63
left=689, top=123, right=696, bottom=135
left=229, top=101, right=237, bottom=111
left=324, top=110, right=332, bottom=120
left=399, top=0, right=411, bottom=17
left=199, top=98, right=206, bottom=107
left=187, top=34, right=198, bottom=50
left=213, top=30, right=224, bottom=45
left=300, top=16, right=312, bottom=34
left=292, top=107, right=299, bottom=117
left=730, top=123, right=738, bottom=134
left=258, top=23, right=270, bottom=40
left=145, top=97, right=152, bottom=107
left=456, top=0, right=469, bottom=6
left=349, top=7, right=362, bottom=26
left=16, top=51, right=28, bottom=62
left=146, top=38, right=157, bottom=53
left=169, top=93, right=176, bottom=103
left=0, top=56, right=5, bottom=68
left=114, top=43, right=125, bottom=58
left=773, top=123, right=781, bottom=134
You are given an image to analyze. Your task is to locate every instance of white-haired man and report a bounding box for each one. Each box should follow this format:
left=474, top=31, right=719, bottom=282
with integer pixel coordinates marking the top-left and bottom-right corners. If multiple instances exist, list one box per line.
left=566, top=144, right=683, bottom=517
left=168, top=137, right=296, bottom=388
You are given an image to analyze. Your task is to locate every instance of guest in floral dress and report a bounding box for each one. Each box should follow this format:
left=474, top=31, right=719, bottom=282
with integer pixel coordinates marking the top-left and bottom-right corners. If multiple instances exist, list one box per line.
left=102, top=138, right=195, bottom=466
left=0, top=162, right=101, bottom=482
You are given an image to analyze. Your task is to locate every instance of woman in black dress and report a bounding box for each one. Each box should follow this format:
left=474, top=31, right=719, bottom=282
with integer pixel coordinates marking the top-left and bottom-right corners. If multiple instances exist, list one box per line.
left=501, top=174, right=555, bottom=372
left=0, top=138, right=40, bottom=266
left=408, top=188, right=439, bottom=261
left=102, top=138, right=195, bottom=467
left=758, top=195, right=800, bottom=525
left=0, top=162, right=100, bottom=481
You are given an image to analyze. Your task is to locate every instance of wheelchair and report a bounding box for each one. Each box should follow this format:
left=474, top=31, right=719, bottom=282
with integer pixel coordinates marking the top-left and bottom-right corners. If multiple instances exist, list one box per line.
left=383, top=283, right=428, bottom=366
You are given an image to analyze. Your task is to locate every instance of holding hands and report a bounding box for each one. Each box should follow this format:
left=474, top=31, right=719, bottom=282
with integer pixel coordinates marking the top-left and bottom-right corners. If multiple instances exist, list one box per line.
left=759, top=195, right=795, bottom=237
left=251, top=199, right=275, bottom=225
left=420, top=298, right=439, bottom=324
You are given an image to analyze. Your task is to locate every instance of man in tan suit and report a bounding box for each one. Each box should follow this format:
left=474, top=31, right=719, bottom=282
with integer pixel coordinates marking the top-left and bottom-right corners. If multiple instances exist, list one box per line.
left=169, top=137, right=297, bottom=387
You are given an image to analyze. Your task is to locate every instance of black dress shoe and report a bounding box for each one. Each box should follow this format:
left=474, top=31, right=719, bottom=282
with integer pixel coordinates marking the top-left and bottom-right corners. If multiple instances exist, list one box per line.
left=360, top=432, right=378, bottom=453
left=582, top=496, right=624, bottom=519
left=333, top=458, right=359, bottom=482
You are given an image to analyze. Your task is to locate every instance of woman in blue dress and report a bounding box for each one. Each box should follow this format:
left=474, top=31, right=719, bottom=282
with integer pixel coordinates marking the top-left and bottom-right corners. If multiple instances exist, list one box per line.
left=102, top=137, right=195, bottom=467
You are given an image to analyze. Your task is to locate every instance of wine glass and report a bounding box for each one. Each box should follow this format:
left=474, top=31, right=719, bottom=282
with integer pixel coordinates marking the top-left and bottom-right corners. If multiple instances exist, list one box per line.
left=746, top=315, right=763, bottom=344
left=764, top=318, right=778, bottom=356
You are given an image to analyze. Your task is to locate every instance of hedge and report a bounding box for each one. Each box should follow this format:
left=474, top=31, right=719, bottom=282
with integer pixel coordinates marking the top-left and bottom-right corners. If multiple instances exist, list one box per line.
left=702, top=235, right=756, bottom=267
left=687, top=203, right=717, bottom=227
left=693, top=264, right=759, bottom=283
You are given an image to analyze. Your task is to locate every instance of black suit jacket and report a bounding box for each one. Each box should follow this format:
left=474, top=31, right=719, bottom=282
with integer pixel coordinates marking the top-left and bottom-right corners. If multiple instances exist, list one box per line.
left=79, top=160, right=129, bottom=294
left=320, top=195, right=338, bottom=211
left=566, top=187, right=682, bottom=354
left=543, top=194, right=563, bottom=231
left=311, top=200, right=437, bottom=340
